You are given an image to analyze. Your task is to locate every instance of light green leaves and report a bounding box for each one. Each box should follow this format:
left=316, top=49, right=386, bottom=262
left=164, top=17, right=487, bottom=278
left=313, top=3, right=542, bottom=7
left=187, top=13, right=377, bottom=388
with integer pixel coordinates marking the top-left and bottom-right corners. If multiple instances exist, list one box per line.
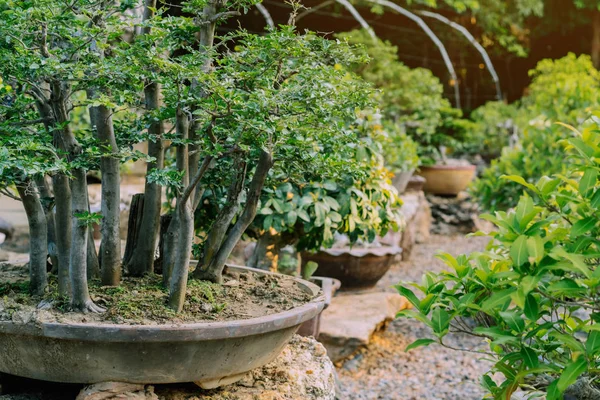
left=510, top=235, right=529, bottom=267
left=405, top=338, right=436, bottom=352
left=556, top=357, right=587, bottom=393
left=431, top=308, right=450, bottom=336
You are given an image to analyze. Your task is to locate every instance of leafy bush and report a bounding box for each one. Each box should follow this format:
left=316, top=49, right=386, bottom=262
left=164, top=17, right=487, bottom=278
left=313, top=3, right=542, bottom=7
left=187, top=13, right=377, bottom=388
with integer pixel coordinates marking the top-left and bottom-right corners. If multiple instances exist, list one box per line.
left=398, top=117, right=600, bottom=399
left=471, top=54, right=600, bottom=211
left=383, top=123, right=420, bottom=173
left=465, top=101, right=519, bottom=160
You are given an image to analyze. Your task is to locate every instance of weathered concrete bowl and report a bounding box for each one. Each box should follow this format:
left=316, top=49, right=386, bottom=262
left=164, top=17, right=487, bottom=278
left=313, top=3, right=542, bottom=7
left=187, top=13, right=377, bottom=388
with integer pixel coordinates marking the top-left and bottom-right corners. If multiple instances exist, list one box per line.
left=0, top=265, right=324, bottom=389
left=391, top=170, right=414, bottom=194
left=417, top=164, right=476, bottom=196
left=301, top=247, right=402, bottom=291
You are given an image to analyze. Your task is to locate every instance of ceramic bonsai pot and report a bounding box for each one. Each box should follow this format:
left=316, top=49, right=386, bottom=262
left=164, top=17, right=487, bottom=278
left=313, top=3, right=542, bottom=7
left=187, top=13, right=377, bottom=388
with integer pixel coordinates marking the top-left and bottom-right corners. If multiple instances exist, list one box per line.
left=0, top=265, right=325, bottom=389
left=417, top=164, right=476, bottom=196
left=301, top=247, right=402, bottom=291
left=297, top=276, right=341, bottom=338
left=391, top=170, right=414, bottom=194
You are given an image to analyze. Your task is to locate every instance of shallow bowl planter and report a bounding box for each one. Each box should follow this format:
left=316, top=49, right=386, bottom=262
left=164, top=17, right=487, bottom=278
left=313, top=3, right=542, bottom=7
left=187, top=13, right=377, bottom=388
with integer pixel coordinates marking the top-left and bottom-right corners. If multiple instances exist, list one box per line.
left=297, top=276, right=341, bottom=338
left=391, top=170, right=414, bottom=194
left=0, top=265, right=324, bottom=389
left=301, top=247, right=402, bottom=291
left=417, top=164, right=476, bottom=196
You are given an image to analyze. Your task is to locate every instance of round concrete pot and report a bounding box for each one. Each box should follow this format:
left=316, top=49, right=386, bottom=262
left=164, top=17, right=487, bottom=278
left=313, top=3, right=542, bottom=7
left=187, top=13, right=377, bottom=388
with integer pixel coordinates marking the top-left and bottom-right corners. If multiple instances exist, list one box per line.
left=301, top=247, right=402, bottom=291
left=391, top=170, right=414, bottom=194
left=0, top=265, right=324, bottom=389
left=417, top=164, right=476, bottom=196
left=297, top=276, right=341, bottom=338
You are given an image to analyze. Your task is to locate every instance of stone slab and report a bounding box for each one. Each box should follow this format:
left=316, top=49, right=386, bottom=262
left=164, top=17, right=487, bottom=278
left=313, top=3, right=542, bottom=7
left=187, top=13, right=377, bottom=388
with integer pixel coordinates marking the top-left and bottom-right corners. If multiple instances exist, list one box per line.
left=319, top=292, right=409, bottom=362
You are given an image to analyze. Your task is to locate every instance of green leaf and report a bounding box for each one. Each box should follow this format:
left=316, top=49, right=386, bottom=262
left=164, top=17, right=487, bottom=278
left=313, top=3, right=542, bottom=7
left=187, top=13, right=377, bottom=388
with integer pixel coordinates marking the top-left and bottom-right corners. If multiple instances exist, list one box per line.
left=579, top=168, right=598, bottom=196
left=481, top=288, right=516, bottom=313
left=546, top=380, right=560, bottom=400
left=510, top=235, right=529, bottom=266
left=590, top=189, right=600, bottom=208
left=501, top=175, right=538, bottom=193
left=395, top=286, right=421, bottom=311
left=405, top=338, right=436, bottom=352
left=297, top=209, right=310, bottom=222
left=521, top=346, right=539, bottom=368
left=431, top=308, right=450, bottom=335
left=526, top=236, right=544, bottom=265
left=586, top=331, right=600, bottom=356
left=557, top=357, right=587, bottom=392
left=302, top=261, right=319, bottom=280
left=524, top=294, right=539, bottom=320
left=499, top=311, right=525, bottom=332
left=571, top=216, right=597, bottom=237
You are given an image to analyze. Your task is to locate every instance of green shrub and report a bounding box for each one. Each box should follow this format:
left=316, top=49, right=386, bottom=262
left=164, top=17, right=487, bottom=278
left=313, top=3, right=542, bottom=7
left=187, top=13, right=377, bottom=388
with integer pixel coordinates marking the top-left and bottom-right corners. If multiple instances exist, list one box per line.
left=398, top=117, right=600, bottom=399
left=471, top=53, right=600, bottom=211
left=466, top=101, right=520, bottom=160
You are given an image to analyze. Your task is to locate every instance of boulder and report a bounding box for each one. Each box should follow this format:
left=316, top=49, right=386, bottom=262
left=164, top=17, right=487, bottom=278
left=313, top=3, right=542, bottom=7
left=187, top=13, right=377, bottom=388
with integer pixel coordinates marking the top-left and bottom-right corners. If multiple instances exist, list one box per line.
left=319, top=292, right=409, bottom=362
left=156, top=335, right=335, bottom=400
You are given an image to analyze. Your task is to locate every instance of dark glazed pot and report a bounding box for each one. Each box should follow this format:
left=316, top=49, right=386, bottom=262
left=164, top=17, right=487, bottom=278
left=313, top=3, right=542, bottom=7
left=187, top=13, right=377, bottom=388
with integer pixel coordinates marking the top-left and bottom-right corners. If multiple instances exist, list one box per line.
left=301, top=247, right=402, bottom=291
left=0, top=265, right=324, bottom=389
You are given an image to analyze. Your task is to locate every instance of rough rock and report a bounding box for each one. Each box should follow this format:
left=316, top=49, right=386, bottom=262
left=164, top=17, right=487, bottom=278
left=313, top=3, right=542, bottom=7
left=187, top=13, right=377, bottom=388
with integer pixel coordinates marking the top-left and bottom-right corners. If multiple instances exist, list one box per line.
left=155, top=335, right=335, bottom=400
left=76, top=382, right=158, bottom=400
left=319, top=292, right=409, bottom=362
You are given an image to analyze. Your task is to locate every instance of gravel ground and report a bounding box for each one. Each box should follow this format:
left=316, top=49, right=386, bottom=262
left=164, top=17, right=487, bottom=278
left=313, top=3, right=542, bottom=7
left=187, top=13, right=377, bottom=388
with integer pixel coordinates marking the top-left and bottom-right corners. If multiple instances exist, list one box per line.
left=336, top=233, right=493, bottom=400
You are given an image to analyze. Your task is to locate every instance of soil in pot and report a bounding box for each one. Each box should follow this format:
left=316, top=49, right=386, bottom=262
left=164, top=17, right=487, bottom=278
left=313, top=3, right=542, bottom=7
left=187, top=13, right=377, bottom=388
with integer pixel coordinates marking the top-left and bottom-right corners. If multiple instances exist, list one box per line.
left=0, top=262, right=314, bottom=325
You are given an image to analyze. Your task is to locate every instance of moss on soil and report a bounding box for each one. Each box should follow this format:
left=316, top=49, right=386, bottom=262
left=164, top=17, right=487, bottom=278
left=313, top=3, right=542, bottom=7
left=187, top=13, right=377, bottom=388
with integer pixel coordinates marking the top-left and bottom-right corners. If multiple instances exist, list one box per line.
left=0, top=263, right=314, bottom=325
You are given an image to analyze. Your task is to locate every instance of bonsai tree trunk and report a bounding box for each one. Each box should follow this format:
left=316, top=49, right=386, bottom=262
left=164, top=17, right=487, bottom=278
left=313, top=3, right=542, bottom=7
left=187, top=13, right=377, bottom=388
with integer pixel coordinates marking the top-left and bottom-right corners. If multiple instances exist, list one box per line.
left=50, top=81, right=102, bottom=312
left=88, top=95, right=121, bottom=286
left=16, top=180, right=48, bottom=296
left=87, top=229, right=100, bottom=279
left=35, top=175, right=58, bottom=275
left=127, top=0, right=164, bottom=276
left=123, top=193, right=145, bottom=266
left=248, top=232, right=280, bottom=272
left=35, top=94, right=71, bottom=296
left=593, top=9, right=600, bottom=69
left=195, top=150, right=273, bottom=284
left=195, top=156, right=246, bottom=275
left=167, top=200, right=194, bottom=312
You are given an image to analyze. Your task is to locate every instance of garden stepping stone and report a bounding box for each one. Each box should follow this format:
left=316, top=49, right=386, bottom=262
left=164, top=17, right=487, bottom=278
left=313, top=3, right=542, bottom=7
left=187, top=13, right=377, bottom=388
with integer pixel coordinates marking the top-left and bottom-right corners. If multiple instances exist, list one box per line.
left=318, top=292, right=410, bottom=362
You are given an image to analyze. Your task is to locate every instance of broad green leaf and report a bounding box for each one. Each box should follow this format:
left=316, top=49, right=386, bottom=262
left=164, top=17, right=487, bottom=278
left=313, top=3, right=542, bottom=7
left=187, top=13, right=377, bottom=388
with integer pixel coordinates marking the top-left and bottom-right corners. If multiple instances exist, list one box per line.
left=510, top=235, right=529, bottom=267
left=395, top=286, right=421, bottom=311
left=521, top=346, right=539, bottom=368
left=579, top=168, right=598, bottom=196
left=570, top=216, right=597, bottom=237
left=526, top=236, right=544, bottom=265
left=586, top=331, right=600, bottom=356
left=405, top=338, right=436, bottom=352
left=481, top=288, right=516, bottom=313
left=501, top=175, right=538, bottom=193
left=524, top=294, right=539, bottom=320
left=431, top=308, right=450, bottom=335
left=557, top=357, right=587, bottom=392
left=499, top=311, right=525, bottom=332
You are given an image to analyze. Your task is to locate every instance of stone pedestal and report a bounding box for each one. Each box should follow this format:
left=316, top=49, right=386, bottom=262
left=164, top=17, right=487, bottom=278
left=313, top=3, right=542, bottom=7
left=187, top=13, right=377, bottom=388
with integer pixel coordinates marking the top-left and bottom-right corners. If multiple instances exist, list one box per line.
left=318, top=292, right=409, bottom=362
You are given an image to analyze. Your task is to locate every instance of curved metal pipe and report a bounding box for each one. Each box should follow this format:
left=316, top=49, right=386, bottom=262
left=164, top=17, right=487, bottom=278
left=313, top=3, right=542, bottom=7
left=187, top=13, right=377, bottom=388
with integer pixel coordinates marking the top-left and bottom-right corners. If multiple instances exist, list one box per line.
left=256, top=3, right=275, bottom=29
left=365, top=0, right=460, bottom=108
left=419, top=10, right=501, bottom=101
left=335, top=0, right=377, bottom=41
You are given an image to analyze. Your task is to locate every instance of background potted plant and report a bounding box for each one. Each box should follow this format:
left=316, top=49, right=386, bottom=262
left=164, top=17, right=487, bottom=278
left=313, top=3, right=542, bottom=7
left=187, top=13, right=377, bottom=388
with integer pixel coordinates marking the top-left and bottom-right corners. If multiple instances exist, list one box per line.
left=382, top=124, right=420, bottom=193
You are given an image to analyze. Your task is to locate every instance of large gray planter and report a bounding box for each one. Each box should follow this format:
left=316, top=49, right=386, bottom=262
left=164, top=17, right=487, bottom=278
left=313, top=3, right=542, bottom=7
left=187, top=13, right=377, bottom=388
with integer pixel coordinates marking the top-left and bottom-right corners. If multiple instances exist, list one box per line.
left=0, top=266, right=324, bottom=389
left=391, top=170, right=414, bottom=194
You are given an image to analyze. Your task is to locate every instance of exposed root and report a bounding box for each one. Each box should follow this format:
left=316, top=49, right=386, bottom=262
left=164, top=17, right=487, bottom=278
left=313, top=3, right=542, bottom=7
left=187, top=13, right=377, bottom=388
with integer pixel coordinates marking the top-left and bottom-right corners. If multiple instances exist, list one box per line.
left=192, top=268, right=222, bottom=284
left=72, top=300, right=106, bottom=314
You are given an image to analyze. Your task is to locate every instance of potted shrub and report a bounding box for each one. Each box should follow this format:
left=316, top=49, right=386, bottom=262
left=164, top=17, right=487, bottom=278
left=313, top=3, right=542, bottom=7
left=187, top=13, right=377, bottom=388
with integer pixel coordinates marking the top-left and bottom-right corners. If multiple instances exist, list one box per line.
left=247, top=111, right=404, bottom=291
left=0, top=0, right=373, bottom=388
left=416, top=108, right=477, bottom=196
left=398, top=119, right=600, bottom=399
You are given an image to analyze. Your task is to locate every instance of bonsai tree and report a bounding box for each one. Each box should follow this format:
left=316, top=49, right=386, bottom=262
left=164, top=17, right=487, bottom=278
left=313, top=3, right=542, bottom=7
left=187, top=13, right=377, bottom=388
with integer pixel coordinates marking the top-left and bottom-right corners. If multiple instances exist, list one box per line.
left=0, top=0, right=376, bottom=313
left=398, top=118, right=600, bottom=399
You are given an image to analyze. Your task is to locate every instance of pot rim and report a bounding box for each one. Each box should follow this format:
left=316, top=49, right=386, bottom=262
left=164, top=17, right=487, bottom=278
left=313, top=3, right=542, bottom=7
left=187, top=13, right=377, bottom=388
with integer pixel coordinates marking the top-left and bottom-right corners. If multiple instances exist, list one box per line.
left=0, top=265, right=325, bottom=343
left=303, top=246, right=403, bottom=258
left=419, top=164, right=476, bottom=171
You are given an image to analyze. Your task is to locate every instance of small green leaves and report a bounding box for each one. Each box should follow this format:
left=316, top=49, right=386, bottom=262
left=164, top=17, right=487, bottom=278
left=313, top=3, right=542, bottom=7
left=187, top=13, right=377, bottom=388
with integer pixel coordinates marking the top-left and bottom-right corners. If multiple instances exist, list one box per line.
left=578, top=168, right=598, bottom=196
left=520, top=346, right=539, bottom=368
left=570, top=216, right=597, bottom=237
